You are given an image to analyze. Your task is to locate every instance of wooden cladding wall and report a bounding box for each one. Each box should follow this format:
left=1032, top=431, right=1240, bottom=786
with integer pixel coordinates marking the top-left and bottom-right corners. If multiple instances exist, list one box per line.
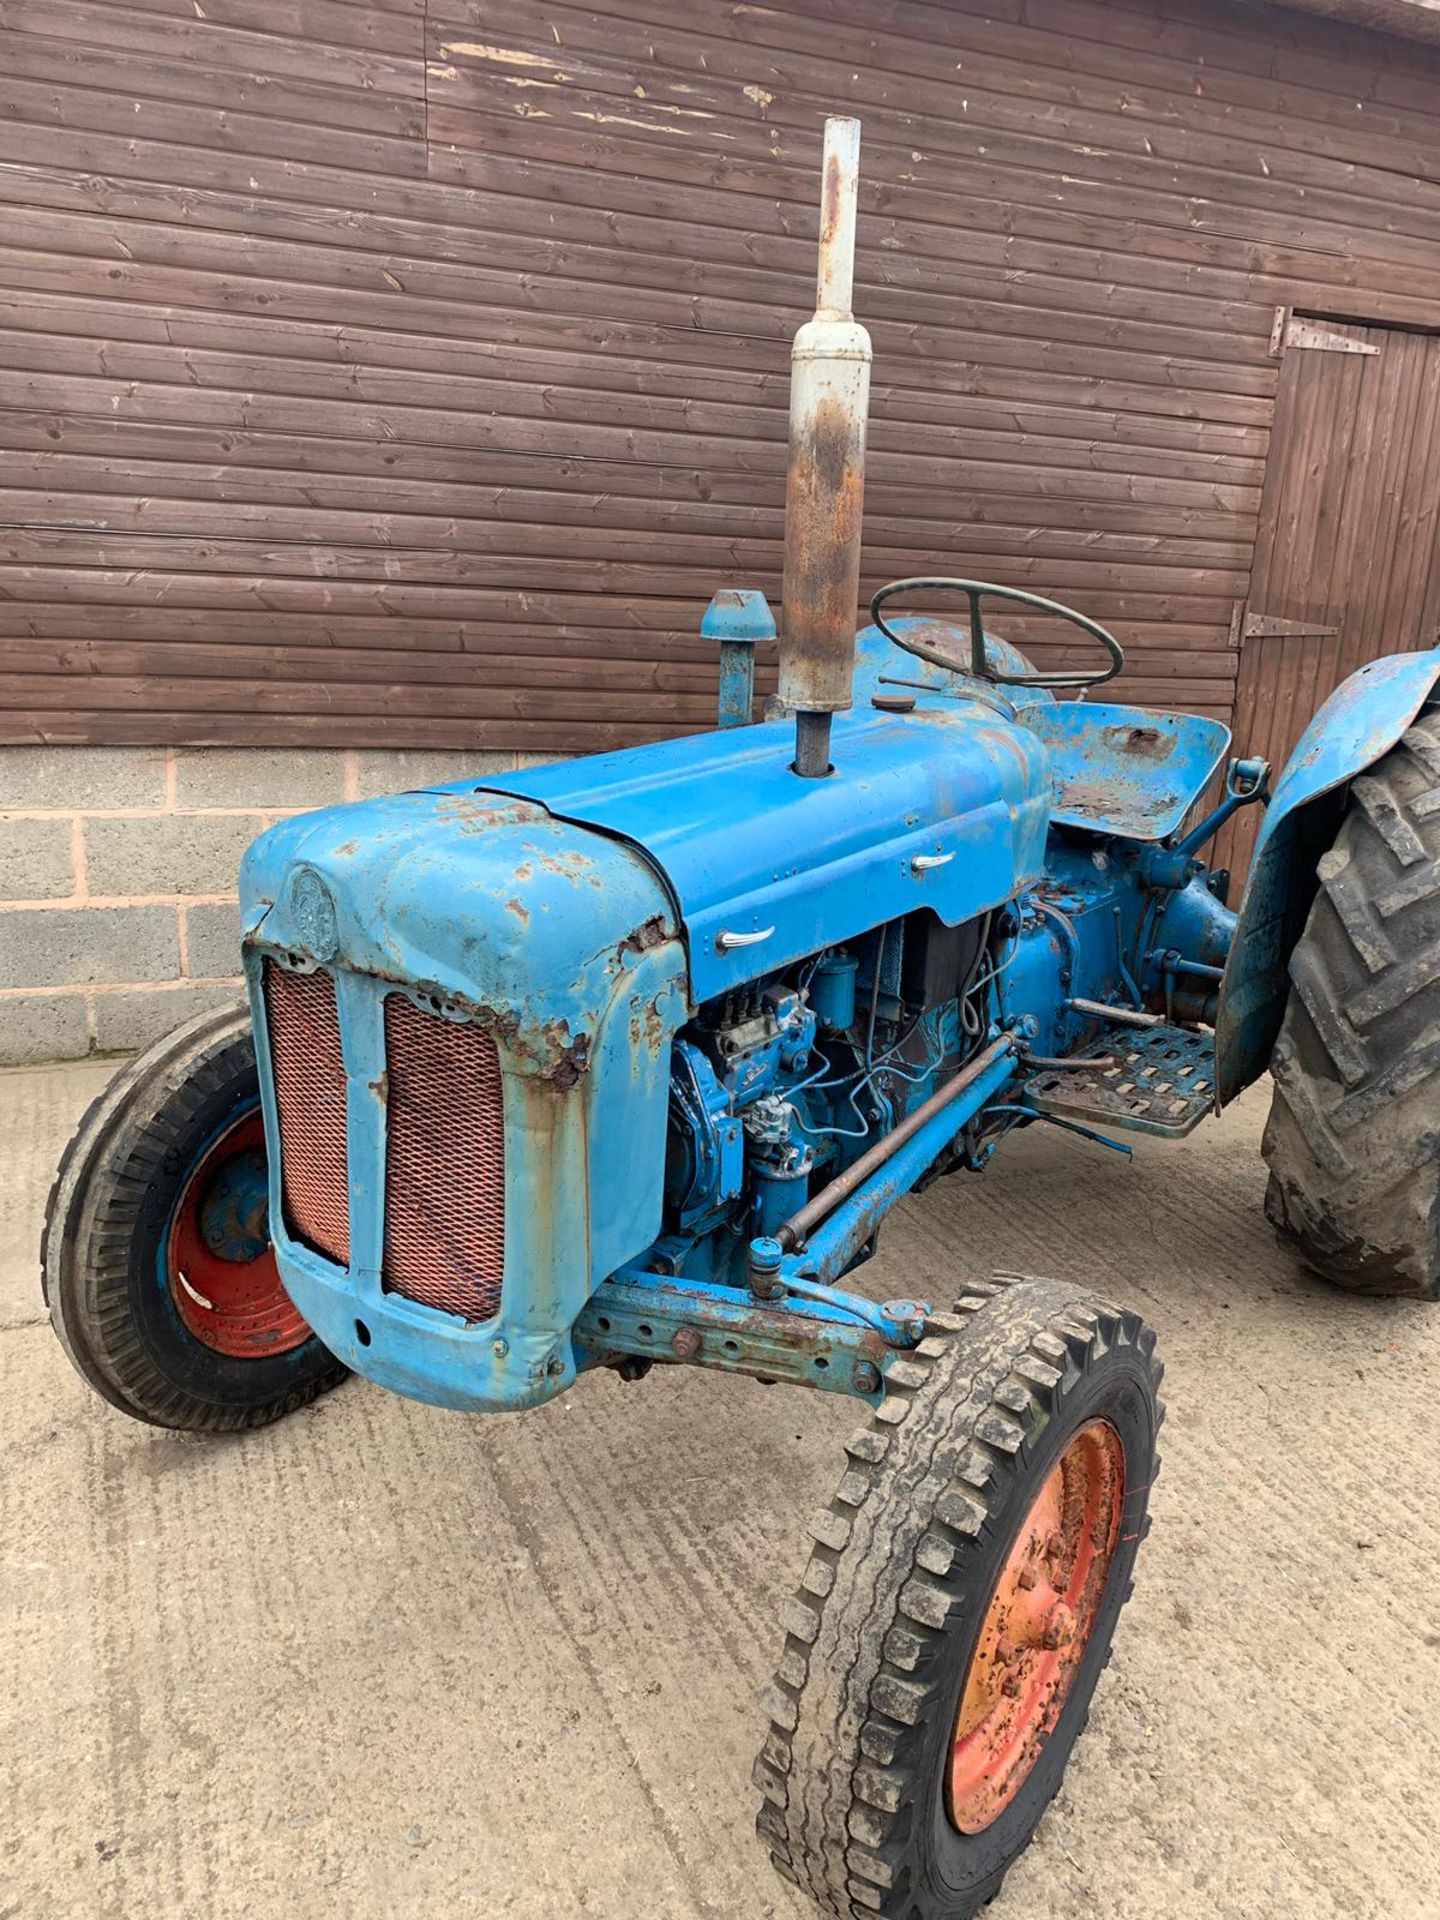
left=3, top=0, right=1440, bottom=752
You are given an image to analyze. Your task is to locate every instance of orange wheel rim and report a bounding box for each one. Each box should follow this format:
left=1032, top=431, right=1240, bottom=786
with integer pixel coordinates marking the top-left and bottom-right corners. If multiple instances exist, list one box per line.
left=947, top=1418, right=1125, bottom=1834
left=166, top=1111, right=310, bottom=1359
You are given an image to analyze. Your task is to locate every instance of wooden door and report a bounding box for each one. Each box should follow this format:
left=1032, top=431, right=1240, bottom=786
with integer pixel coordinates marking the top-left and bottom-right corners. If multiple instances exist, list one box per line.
left=1217, top=314, right=1440, bottom=883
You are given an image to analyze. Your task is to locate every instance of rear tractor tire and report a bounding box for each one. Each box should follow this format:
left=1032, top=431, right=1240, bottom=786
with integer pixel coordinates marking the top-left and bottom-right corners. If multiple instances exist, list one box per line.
left=754, top=1273, right=1163, bottom=1920
left=43, top=1003, right=347, bottom=1431
left=1263, top=709, right=1440, bottom=1300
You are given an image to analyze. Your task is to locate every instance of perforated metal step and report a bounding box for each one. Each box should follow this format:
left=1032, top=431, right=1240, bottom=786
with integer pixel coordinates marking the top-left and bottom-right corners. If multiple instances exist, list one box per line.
left=1024, top=1025, right=1216, bottom=1138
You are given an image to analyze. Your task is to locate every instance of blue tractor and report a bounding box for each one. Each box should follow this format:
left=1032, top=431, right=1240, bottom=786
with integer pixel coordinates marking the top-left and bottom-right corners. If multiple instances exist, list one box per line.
left=45, top=119, right=1440, bottom=1919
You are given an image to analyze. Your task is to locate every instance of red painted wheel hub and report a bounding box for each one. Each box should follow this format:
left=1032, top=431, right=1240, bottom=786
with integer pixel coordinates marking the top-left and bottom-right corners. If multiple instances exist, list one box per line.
left=167, top=1112, right=310, bottom=1359
left=947, top=1419, right=1125, bottom=1834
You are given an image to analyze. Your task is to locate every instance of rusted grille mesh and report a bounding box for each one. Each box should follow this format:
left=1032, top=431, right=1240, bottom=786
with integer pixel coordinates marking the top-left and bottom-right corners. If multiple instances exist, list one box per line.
left=263, top=960, right=350, bottom=1266
left=382, top=995, right=505, bottom=1322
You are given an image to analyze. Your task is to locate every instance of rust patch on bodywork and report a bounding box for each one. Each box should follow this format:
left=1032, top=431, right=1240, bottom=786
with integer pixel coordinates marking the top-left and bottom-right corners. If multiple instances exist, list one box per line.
left=538, top=849, right=595, bottom=881
left=618, top=913, right=669, bottom=960
left=628, top=989, right=673, bottom=1061
left=431, top=794, right=543, bottom=834
left=546, top=1028, right=591, bottom=1090
left=1107, top=723, right=1168, bottom=761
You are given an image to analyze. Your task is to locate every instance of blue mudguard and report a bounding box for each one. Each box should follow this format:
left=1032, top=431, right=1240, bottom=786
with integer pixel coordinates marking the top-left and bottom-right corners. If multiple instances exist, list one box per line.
left=1215, top=648, right=1440, bottom=1103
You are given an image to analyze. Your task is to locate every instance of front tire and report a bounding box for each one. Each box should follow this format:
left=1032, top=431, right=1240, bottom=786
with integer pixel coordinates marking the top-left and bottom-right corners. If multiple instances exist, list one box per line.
left=1263, top=710, right=1440, bottom=1299
left=754, top=1274, right=1163, bottom=1920
left=43, top=1004, right=347, bottom=1431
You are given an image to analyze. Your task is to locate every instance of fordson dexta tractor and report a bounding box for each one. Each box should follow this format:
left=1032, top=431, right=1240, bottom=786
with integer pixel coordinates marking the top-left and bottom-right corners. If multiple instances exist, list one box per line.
left=45, top=120, right=1440, bottom=1919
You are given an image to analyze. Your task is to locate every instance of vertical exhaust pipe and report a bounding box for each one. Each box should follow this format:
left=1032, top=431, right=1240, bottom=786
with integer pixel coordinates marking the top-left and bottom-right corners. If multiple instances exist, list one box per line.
left=778, top=116, right=873, bottom=778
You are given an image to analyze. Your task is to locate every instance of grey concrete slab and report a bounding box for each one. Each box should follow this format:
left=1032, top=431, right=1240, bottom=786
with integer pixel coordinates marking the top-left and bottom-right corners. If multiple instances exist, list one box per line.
left=0, top=1060, right=117, bottom=1327
left=2, top=1062, right=1437, bottom=1919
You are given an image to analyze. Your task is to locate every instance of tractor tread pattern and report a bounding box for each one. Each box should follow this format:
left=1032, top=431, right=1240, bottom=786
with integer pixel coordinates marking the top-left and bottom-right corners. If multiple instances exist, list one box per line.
left=1263, top=707, right=1440, bottom=1298
left=753, top=1274, right=1162, bottom=1920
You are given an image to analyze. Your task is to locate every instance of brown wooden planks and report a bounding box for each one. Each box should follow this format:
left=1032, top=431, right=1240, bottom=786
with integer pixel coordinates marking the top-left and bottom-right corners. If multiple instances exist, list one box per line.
left=1218, top=319, right=1440, bottom=882
left=2, top=0, right=1440, bottom=749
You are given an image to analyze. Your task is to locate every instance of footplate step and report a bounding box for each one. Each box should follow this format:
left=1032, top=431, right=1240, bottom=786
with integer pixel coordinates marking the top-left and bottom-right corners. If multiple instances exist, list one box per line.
left=1024, top=1025, right=1216, bottom=1138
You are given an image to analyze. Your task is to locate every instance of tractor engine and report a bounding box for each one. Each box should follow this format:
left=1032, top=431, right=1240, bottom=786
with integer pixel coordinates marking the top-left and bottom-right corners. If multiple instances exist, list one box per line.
left=659, top=911, right=987, bottom=1282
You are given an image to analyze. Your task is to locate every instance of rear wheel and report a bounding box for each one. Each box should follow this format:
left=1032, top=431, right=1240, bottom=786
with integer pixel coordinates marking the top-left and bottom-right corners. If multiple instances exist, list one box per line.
left=1263, top=710, right=1440, bottom=1299
left=754, top=1274, right=1163, bottom=1920
left=43, top=1004, right=346, bottom=1430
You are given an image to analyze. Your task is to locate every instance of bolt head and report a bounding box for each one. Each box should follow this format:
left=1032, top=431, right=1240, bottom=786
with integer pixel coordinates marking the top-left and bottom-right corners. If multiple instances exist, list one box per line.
left=851, top=1361, right=881, bottom=1396
left=1042, top=1603, right=1077, bottom=1651
left=492, top=1338, right=509, bottom=1359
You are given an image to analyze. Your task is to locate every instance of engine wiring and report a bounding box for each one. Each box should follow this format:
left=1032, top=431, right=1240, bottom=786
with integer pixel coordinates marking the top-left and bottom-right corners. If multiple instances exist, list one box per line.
left=789, top=915, right=996, bottom=1147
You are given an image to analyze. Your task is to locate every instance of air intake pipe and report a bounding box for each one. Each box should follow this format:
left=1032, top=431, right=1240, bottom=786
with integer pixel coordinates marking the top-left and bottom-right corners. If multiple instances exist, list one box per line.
left=778, top=116, right=873, bottom=778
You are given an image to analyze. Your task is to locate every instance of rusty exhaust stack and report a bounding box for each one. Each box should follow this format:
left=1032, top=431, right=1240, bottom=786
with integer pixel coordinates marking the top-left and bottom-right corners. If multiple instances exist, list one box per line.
left=778, top=116, right=873, bottom=779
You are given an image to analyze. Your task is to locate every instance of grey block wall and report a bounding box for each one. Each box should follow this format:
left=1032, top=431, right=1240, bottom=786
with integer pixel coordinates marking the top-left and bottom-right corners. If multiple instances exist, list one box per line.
left=0, top=746, right=547, bottom=1064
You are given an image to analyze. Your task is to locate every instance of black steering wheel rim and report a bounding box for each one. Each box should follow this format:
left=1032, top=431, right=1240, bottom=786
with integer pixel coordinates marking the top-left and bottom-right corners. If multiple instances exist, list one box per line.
left=869, top=577, right=1125, bottom=690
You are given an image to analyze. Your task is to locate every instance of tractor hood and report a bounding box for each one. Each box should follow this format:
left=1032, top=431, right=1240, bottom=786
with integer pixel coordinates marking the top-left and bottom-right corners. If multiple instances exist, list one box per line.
left=240, top=690, right=1050, bottom=1017
left=475, top=700, right=1050, bottom=1000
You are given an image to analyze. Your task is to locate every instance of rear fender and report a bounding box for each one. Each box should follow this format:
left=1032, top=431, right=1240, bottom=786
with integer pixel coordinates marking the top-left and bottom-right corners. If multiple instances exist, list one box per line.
left=1214, top=648, right=1440, bottom=1103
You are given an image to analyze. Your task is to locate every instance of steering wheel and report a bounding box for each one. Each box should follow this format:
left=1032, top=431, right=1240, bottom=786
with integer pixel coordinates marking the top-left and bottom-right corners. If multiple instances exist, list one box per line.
left=870, top=577, right=1125, bottom=691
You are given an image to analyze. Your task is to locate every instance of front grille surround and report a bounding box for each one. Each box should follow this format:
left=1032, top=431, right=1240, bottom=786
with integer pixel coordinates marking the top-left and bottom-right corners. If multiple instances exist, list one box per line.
left=381, top=993, right=506, bottom=1324
left=262, top=959, right=350, bottom=1266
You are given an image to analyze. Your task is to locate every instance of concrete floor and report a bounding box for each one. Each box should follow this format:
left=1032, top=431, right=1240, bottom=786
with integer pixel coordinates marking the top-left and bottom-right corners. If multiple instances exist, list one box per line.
left=1, top=1060, right=1437, bottom=1920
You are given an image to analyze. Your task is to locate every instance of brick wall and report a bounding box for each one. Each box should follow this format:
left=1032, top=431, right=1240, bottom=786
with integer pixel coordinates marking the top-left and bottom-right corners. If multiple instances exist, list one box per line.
left=0, top=746, right=534, bottom=1064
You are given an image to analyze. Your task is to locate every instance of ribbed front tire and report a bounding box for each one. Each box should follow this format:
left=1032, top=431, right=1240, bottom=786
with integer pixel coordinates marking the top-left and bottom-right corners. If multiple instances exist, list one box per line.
left=1263, top=710, right=1440, bottom=1299
left=43, top=1004, right=347, bottom=1430
left=754, top=1274, right=1163, bottom=1920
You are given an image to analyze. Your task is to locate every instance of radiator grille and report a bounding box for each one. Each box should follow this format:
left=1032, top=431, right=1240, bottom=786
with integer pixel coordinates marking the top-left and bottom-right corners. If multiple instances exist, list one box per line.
left=263, top=960, right=350, bottom=1265
left=382, top=995, right=505, bottom=1322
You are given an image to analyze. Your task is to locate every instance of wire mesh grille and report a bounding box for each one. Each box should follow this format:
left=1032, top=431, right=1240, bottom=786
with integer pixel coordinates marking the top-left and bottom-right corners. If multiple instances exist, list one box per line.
left=263, top=960, right=350, bottom=1265
left=381, top=995, right=505, bottom=1323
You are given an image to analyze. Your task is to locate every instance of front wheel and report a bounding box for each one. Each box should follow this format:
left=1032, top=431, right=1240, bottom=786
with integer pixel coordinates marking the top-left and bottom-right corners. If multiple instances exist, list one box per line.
left=755, top=1274, right=1163, bottom=1920
left=43, top=1004, right=346, bottom=1431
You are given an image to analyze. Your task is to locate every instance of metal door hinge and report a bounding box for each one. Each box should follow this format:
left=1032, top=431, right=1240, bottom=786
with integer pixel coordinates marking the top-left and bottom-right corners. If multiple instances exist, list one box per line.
left=1271, top=308, right=1378, bottom=358
left=1241, top=613, right=1340, bottom=641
